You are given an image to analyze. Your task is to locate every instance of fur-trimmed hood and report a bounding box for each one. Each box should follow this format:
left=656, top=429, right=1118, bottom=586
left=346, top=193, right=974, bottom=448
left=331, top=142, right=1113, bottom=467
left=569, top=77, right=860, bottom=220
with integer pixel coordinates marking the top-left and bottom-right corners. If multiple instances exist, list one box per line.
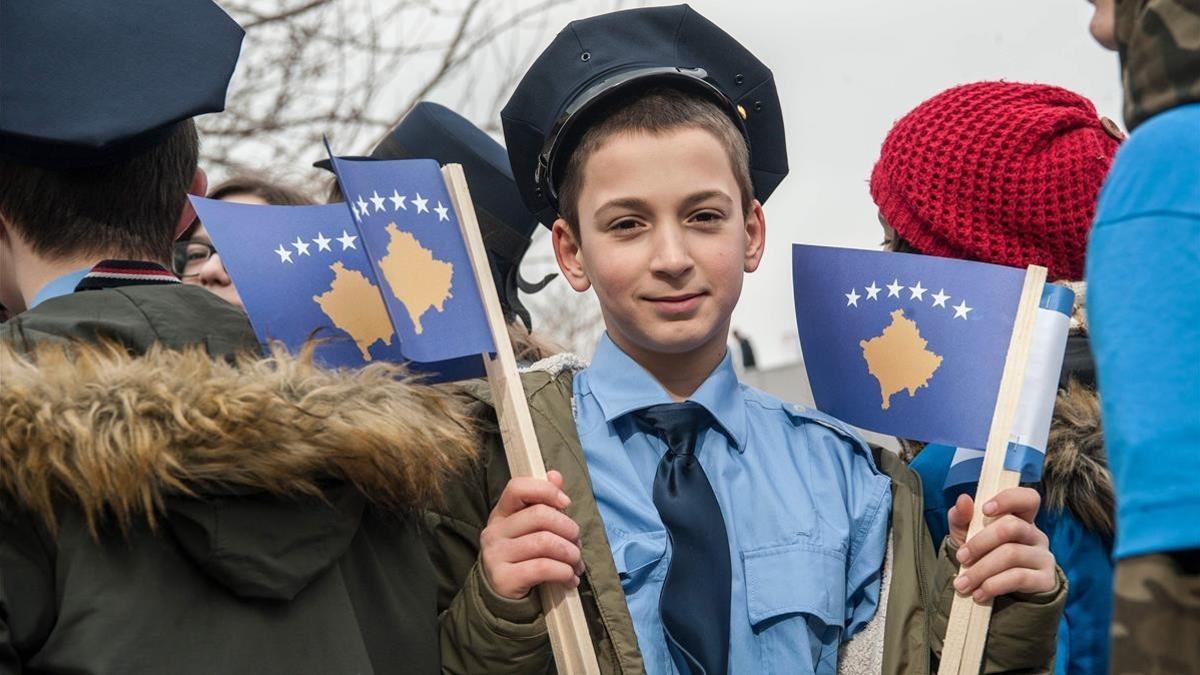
left=1, top=340, right=476, bottom=532
left=1046, top=341, right=1118, bottom=535
left=0, top=340, right=477, bottom=598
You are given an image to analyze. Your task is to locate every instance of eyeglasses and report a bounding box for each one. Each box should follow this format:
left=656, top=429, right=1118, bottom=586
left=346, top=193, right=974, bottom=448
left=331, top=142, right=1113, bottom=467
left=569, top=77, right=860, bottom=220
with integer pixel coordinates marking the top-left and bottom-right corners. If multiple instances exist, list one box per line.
left=172, top=240, right=218, bottom=278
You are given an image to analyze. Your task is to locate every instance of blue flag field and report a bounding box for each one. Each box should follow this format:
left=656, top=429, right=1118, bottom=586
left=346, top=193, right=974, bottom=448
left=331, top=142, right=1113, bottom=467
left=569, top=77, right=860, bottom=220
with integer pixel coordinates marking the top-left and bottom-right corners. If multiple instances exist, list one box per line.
left=794, top=244, right=1025, bottom=449
left=191, top=157, right=495, bottom=382
left=792, top=244, right=1073, bottom=484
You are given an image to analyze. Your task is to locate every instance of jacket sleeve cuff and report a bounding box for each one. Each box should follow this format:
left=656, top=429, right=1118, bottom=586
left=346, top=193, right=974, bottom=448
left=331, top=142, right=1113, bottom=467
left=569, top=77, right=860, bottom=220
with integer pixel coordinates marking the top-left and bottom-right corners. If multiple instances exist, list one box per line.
left=1007, top=564, right=1067, bottom=605
left=467, top=561, right=547, bottom=636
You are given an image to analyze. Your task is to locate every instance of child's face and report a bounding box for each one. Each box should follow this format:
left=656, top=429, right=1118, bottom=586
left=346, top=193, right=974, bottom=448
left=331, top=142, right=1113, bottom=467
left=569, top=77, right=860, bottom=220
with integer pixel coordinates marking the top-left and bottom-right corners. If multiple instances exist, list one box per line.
left=552, top=127, right=765, bottom=362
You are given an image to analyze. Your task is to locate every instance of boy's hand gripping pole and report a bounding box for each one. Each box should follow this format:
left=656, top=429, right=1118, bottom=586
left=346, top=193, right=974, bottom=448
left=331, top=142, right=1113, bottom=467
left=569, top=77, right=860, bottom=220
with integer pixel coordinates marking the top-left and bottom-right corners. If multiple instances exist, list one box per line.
left=937, top=265, right=1047, bottom=675
left=443, top=164, right=602, bottom=675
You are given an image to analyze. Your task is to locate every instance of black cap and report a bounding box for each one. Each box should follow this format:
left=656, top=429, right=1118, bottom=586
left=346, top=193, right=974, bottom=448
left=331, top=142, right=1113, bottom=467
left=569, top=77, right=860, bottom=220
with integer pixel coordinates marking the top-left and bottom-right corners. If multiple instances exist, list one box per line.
left=318, top=102, right=554, bottom=329
left=501, top=4, right=788, bottom=225
left=0, top=0, right=244, bottom=168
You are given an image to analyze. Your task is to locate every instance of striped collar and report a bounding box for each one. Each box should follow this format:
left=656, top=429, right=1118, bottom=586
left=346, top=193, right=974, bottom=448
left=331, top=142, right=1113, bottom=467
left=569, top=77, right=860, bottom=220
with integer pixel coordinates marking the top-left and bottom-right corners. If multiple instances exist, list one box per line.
left=74, top=260, right=181, bottom=293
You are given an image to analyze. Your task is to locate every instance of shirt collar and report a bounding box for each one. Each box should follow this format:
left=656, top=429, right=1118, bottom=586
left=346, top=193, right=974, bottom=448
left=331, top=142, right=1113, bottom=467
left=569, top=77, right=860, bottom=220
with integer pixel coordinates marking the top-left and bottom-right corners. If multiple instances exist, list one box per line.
left=73, top=259, right=180, bottom=293
left=586, top=333, right=749, bottom=452
left=28, top=267, right=91, bottom=309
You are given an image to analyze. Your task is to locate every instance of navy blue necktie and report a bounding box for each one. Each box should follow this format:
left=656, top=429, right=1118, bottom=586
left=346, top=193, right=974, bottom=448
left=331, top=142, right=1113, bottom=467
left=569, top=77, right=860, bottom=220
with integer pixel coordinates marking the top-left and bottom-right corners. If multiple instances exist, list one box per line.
left=633, top=402, right=731, bottom=675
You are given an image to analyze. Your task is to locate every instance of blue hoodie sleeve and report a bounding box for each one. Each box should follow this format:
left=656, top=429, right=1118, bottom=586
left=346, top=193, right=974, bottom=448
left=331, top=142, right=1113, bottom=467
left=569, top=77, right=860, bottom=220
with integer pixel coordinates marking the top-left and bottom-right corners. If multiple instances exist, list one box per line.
left=1088, top=102, right=1200, bottom=559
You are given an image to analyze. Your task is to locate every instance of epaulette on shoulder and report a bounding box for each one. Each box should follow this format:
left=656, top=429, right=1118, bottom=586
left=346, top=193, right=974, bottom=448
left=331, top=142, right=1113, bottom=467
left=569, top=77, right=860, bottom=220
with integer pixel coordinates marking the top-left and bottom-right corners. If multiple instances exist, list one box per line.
left=780, top=400, right=871, bottom=452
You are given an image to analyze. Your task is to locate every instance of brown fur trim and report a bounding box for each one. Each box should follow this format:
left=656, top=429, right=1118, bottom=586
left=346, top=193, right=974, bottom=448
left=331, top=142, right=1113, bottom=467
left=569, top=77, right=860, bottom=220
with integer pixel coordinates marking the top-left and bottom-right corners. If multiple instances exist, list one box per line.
left=1044, top=379, right=1114, bottom=537
left=0, top=340, right=476, bottom=536
left=898, top=438, right=926, bottom=464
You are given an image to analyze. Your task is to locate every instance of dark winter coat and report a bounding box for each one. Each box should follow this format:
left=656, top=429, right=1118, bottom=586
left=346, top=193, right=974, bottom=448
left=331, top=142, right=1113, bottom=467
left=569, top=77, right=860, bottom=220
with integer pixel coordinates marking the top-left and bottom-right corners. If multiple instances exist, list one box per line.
left=0, top=285, right=476, bottom=674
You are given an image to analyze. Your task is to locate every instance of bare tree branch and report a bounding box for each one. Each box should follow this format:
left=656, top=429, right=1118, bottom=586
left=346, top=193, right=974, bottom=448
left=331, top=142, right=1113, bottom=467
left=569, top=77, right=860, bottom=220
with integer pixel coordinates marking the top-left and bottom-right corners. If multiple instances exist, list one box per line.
left=238, top=0, right=337, bottom=30
left=380, top=0, right=486, bottom=144
left=199, top=0, right=625, bottom=196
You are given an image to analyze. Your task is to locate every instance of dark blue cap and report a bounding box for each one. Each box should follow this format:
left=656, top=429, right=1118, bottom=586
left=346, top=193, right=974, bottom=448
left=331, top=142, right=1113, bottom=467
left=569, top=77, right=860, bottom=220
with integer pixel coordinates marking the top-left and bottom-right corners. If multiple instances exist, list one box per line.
left=0, top=0, right=244, bottom=168
left=319, top=102, right=552, bottom=328
left=501, top=4, right=788, bottom=225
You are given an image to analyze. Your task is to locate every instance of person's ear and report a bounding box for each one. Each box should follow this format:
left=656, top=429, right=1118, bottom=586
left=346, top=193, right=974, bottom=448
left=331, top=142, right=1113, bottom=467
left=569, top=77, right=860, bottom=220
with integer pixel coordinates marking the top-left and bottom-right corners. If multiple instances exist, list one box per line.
left=743, top=200, right=766, bottom=273
left=175, top=168, right=208, bottom=240
left=552, top=218, right=591, bottom=292
left=0, top=212, right=24, bottom=315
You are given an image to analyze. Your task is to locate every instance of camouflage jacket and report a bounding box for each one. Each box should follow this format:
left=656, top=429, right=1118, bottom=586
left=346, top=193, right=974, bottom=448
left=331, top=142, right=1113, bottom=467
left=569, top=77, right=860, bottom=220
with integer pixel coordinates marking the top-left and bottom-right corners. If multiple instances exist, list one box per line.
left=1115, top=0, right=1200, bottom=130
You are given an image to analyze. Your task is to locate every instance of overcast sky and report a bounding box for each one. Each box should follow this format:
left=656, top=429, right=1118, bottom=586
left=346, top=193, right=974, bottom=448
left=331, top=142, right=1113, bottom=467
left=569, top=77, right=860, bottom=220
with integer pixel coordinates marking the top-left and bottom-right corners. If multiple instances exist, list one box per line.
left=518, top=0, right=1124, bottom=366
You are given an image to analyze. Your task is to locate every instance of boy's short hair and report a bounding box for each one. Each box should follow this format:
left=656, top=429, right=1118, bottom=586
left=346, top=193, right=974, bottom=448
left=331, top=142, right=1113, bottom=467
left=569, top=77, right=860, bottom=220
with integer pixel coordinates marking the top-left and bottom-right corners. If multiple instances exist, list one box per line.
left=557, top=86, right=753, bottom=231
left=0, top=120, right=200, bottom=263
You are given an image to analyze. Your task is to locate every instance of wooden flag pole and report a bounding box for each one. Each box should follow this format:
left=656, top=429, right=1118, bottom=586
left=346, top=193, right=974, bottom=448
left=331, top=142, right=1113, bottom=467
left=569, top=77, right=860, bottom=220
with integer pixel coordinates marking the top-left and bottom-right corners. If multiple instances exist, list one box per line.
left=441, top=164, right=602, bottom=675
left=937, top=265, right=1048, bottom=675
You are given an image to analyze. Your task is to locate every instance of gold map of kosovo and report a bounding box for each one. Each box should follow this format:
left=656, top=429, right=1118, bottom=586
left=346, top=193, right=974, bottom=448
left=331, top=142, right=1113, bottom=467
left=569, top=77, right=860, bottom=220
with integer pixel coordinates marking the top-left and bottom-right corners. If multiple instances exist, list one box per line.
left=378, top=222, right=453, bottom=334
left=312, top=261, right=395, bottom=361
left=860, top=309, right=944, bottom=410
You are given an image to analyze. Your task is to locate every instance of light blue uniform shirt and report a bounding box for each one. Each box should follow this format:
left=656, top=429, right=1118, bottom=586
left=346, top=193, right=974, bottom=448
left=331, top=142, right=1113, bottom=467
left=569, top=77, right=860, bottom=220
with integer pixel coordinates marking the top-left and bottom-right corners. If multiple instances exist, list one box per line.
left=573, top=335, right=892, bottom=674
left=28, top=267, right=90, bottom=309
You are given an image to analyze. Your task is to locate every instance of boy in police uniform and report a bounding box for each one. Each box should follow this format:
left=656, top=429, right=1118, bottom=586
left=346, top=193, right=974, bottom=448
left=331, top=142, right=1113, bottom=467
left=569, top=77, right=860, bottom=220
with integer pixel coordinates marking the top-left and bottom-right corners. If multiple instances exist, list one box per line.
left=0, top=3, right=476, bottom=673
left=424, top=5, right=1067, bottom=674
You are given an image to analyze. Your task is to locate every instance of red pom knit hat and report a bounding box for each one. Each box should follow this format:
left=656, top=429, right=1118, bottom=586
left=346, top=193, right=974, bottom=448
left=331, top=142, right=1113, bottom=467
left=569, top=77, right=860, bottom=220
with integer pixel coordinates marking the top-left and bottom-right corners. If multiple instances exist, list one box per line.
left=870, top=81, right=1122, bottom=280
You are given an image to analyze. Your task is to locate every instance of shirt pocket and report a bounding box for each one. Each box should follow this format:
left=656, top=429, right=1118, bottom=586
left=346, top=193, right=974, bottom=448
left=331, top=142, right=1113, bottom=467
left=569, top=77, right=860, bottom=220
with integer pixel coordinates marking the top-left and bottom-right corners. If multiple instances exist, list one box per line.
left=609, top=529, right=668, bottom=593
left=743, top=541, right=847, bottom=674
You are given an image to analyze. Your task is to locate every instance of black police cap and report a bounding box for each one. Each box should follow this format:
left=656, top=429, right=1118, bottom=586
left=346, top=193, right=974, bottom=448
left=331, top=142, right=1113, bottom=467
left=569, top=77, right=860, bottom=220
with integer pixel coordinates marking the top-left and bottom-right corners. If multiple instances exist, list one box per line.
left=0, top=0, right=244, bottom=168
left=501, top=4, right=788, bottom=225
left=317, top=102, right=553, bottom=328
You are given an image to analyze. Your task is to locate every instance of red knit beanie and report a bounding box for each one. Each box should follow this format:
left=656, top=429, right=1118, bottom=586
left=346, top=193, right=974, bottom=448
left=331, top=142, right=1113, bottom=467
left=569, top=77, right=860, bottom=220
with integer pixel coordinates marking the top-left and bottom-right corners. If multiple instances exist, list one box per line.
left=870, top=81, right=1122, bottom=280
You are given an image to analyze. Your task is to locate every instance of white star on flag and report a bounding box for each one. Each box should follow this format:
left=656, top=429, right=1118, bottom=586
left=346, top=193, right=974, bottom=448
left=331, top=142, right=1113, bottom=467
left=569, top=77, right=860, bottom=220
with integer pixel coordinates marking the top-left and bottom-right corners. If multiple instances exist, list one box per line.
left=434, top=201, right=449, bottom=222
left=313, top=232, right=332, bottom=252
left=865, top=281, right=881, bottom=300
left=412, top=193, right=429, bottom=213
left=292, top=237, right=311, bottom=256
left=931, top=289, right=950, bottom=308
left=274, top=244, right=293, bottom=263
left=953, top=300, right=973, bottom=320
left=356, top=195, right=370, bottom=217
left=845, top=288, right=861, bottom=307
left=389, top=189, right=406, bottom=210
left=887, top=279, right=903, bottom=298
left=337, top=230, right=358, bottom=250
left=352, top=204, right=362, bottom=223
left=370, top=190, right=386, bottom=212
left=908, top=281, right=927, bottom=301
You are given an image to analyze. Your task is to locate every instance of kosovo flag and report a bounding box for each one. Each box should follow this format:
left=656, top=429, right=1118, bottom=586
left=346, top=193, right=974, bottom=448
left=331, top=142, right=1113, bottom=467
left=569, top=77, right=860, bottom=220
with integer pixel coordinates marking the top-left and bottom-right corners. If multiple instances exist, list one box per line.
left=191, top=165, right=493, bottom=382
left=792, top=245, right=1072, bottom=465
left=325, top=154, right=494, bottom=371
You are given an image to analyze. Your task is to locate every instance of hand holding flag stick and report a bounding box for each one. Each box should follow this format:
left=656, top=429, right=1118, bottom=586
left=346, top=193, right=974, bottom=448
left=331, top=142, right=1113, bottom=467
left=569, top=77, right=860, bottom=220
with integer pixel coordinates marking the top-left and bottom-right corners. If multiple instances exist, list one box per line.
left=442, top=163, right=602, bottom=675
left=936, top=264, right=1046, bottom=675
left=792, top=246, right=1072, bottom=674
